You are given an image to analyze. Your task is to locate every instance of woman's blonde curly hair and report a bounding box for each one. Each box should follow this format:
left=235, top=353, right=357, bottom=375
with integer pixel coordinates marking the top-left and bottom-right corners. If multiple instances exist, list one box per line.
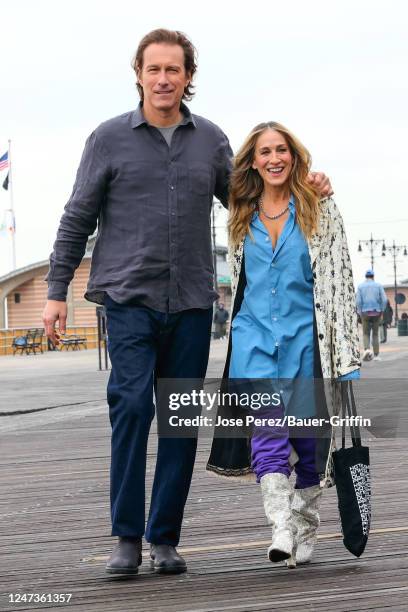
left=228, top=122, right=320, bottom=245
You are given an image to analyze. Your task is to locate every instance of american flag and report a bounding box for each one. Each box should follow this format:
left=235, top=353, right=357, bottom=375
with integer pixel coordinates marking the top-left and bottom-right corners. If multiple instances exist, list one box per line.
left=0, top=151, right=9, bottom=172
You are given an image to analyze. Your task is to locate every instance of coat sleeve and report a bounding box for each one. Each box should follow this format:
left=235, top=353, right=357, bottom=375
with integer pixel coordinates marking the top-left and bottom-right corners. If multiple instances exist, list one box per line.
left=327, top=200, right=361, bottom=376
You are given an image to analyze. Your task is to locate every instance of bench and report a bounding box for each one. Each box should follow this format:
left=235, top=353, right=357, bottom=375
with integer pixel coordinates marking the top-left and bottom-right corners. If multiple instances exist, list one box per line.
left=59, top=334, right=88, bottom=351
left=12, top=328, right=44, bottom=355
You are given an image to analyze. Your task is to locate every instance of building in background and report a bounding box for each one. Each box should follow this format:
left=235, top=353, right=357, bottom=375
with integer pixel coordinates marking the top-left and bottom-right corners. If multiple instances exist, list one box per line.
left=383, top=280, right=408, bottom=323
left=0, top=238, right=96, bottom=330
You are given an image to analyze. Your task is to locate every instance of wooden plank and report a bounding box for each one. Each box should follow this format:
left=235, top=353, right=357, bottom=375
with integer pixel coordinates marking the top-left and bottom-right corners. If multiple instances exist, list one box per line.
left=1, top=342, right=408, bottom=610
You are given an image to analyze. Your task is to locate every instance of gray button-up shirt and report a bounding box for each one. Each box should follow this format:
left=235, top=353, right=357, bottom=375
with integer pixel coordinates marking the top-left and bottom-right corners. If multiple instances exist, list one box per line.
left=46, top=103, right=232, bottom=312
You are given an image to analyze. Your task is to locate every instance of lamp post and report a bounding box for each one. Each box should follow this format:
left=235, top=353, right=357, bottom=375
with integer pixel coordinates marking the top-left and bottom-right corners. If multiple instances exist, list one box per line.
left=211, top=199, right=223, bottom=300
left=357, top=233, right=386, bottom=271
left=382, top=241, right=408, bottom=323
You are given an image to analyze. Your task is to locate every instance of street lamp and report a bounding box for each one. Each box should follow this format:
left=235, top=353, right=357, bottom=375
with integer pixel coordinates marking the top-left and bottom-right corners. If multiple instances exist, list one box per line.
left=382, top=241, right=408, bottom=323
left=211, top=199, right=224, bottom=299
left=357, top=233, right=386, bottom=270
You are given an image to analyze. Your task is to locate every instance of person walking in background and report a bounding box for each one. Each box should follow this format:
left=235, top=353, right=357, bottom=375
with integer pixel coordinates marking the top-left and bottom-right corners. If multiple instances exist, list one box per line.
left=380, top=299, right=393, bottom=343
left=356, top=270, right=387, bottom=361
left=213, top=302, right=229, bottom=339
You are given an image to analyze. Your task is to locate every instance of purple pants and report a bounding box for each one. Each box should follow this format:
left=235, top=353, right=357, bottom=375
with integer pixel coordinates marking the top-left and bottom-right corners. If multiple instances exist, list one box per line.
left=251, top=406, right=320, bottom=489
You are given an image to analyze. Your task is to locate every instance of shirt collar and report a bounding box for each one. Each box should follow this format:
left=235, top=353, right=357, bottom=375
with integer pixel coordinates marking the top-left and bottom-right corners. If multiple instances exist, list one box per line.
left=131, top=102, right=196, bottom=129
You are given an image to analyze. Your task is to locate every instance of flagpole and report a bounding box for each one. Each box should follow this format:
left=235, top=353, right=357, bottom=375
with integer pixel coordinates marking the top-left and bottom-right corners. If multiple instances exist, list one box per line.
left=8, top=139, right=16, bottom=270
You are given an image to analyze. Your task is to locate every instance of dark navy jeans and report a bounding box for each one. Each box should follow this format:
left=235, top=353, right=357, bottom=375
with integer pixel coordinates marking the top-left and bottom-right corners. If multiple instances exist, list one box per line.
left=105, top=295, right=212, bottom=545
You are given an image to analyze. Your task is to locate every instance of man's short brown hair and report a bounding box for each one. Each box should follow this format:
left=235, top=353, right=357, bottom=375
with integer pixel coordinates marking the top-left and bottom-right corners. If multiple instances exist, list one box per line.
left=132, top=28, right=197, bottom=102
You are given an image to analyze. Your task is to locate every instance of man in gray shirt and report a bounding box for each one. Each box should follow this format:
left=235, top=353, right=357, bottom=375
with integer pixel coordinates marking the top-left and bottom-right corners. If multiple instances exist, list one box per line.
left=43, top=28, right=332, bottom=576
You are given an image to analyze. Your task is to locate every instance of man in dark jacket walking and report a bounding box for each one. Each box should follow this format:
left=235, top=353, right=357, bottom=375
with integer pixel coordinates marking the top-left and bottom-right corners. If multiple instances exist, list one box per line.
left=380, top=299, right=393, bottom=343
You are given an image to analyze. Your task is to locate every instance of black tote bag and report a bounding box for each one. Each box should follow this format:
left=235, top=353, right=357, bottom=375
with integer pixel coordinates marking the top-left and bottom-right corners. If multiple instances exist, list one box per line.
left=332, top=381, right=371, bottom=557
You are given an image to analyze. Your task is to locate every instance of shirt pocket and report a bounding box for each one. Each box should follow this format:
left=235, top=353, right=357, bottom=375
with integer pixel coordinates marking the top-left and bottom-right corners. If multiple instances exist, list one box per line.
left=114, top=162, right=156, bottom=197
left=106, top=163, right=162, bottom=231
left=188, top=162, right=213, bottom=196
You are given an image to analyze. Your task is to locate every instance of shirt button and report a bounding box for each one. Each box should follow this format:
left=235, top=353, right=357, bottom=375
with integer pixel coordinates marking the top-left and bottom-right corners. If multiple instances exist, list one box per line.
left=170, top=185, right=175, bottom=190
left=271, top=263, right=275, bottom=267
left=319, top=333, right=324, bottom=340
left=265, top=237, right=269, bottom=242
left=272, top=317, right=278, bottom=322
left=275, top=342, right=279, bottom=347
left=171, top=212, right=175, bottom=216
left=271, top=289, right=276, bottom=294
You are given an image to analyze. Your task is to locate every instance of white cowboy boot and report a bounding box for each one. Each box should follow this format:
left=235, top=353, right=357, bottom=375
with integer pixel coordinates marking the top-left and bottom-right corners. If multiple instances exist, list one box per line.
left=286, top=484, right=322, bottom=566
left=260, top=473, right=296, bottom=563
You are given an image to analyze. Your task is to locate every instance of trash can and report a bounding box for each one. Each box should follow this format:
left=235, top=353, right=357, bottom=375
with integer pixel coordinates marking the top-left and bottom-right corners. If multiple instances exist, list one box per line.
left=397, top=319, right=408, bottom=336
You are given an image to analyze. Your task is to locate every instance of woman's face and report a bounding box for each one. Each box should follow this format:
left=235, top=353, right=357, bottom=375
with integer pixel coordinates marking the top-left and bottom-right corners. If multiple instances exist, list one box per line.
left=252, top=129, right=293, bottom=189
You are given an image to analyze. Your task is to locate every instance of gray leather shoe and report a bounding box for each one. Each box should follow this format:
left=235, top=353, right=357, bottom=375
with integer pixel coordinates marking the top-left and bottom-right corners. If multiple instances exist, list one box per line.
left=106, top=537, right=142, bottom=575
left=150, top=544, right=187, bottom=574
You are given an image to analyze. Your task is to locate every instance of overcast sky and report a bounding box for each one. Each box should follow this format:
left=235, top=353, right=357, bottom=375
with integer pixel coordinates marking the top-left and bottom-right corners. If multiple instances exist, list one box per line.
left=1, top=0, right=407, bottom=287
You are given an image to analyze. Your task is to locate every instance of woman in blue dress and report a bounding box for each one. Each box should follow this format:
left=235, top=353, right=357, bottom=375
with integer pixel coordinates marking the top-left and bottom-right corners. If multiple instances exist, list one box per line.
left=207, top=122, right=360, bottom=567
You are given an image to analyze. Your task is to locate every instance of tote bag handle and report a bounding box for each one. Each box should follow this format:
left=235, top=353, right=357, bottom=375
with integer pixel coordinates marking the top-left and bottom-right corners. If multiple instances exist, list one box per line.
left=340, top=381, right=362, bottom=449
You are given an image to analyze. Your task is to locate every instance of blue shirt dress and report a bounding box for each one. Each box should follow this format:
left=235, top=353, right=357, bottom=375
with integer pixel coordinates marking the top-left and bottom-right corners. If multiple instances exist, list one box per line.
left=229, top=195, right=358, bottom=416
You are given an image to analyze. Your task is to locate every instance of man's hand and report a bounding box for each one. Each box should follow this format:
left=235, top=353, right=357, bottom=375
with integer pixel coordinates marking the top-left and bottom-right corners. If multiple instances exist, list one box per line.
left=307, top=172, right=334, bottom=198
left=42, top=300, right=67, bottom=347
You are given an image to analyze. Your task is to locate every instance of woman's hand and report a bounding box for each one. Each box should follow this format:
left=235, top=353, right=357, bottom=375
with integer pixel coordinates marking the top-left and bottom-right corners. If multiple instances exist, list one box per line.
left=307, top=172, right=334, bottom=198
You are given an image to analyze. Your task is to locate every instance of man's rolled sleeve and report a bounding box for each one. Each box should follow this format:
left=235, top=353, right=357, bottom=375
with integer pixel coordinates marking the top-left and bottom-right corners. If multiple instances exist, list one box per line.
left=46, top=131, right=110, bottom=300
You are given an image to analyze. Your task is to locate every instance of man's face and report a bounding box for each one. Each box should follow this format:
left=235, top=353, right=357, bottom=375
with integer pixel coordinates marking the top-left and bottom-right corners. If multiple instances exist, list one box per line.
left=137, top=43, right=190, bottom=114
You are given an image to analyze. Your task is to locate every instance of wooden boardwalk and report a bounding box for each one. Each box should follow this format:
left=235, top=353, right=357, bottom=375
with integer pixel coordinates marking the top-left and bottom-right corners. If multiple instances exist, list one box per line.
left=1, top=336, right=408, bottom=611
